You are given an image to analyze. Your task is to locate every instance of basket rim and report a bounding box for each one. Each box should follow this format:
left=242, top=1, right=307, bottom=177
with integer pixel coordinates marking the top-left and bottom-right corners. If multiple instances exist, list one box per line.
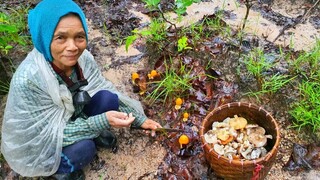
left=199, top=102, right=281, bottom=165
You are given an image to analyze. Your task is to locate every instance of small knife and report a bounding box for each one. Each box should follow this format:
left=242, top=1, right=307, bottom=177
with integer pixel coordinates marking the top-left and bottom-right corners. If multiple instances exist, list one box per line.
left=131, top=126, right=186, bottom=132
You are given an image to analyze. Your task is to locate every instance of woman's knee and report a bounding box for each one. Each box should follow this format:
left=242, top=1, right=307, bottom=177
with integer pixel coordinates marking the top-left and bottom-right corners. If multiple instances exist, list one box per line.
left=84, top=90, right=119, bottom=116
left=56, top=140, right=96, bottom=173
left=96, top=90, right=119, bottom=107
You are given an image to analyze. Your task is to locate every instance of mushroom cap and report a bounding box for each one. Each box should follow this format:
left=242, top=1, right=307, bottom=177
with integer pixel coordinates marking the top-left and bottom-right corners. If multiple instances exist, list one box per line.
left=216, top=128, right=230, bottom=141
left=175, top=98, right=183, bottom=105
left=214, top=144, right=225, bottom=155
left=204, top=130, right=218, bottom=144
left=248, top=133, right=267, bottom=147
left=212, top=122, right=229, bottom=129
left=220, top=135, right=234, bottom=145
left=175, top=105, right=182, bottom=110
left=247, top=126, right=266, bottom=135
left=229, top=115, right=248, bottom=130
left=179, top=134, right=190, bottom=145
left=131, top=72, right=139, bottom=80
left=183, top=112, right=189, bottom=118
left=150, top=70, right=158, bottom=77
left=251, top=148, right=263, bottom=159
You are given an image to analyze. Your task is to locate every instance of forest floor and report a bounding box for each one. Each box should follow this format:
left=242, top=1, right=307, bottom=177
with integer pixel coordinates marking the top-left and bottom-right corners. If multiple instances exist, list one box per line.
left=0, top=0, right=319, bottom=179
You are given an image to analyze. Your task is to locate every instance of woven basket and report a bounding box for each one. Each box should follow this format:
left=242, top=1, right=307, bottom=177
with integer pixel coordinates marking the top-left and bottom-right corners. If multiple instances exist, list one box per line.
left=200, top=102, right=280, bottom=180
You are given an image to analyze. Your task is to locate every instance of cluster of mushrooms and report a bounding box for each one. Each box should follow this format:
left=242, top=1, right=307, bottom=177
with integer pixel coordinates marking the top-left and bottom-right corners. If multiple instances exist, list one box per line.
left=204, top=115, right=273, bottom=161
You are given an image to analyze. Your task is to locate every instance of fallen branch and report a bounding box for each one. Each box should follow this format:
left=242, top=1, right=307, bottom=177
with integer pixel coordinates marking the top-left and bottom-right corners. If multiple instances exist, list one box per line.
left=273, top=0, right=320, bottom=42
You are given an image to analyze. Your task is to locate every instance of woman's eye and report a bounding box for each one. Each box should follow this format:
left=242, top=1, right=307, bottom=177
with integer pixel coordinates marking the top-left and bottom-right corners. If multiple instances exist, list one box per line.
left=55, top=36, right=65, bottom=41
left=76, top=35, right=85, bottom=39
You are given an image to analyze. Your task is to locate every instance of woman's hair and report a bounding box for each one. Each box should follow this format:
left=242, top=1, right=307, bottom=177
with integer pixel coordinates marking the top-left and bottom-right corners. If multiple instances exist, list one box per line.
left=28, top=0, right=88, bottom=61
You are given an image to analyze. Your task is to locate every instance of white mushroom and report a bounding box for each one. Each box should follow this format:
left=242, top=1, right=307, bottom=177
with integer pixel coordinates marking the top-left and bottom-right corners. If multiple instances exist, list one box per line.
left=208, top=116, right=271, bottom=161
left=229, top=127, right=238, bottom=137
left=247, top=126, right=266, bottom=135
left=265, top=134, right=273, bottom=139
left=248, top=133, right=267, bottom=148
left=204, top=131, right=218, bottom=144
left=243, top=139, right=251, bottom=148
left=236, top=132, right=245, bottom=143
left=222, top=117, right=231, bottom=124
left=224, top=145, right=237, bottom=161
left=245, top=124, right=259, bottom=129
left=214, top=144, right=225, bottom=155
left=259, top=147, right=268, bottom=157
left=212, top=121, right=229, bottom=129
left=231, top=141, right=239, bottom=149
left=241, top=146, right=253, bottom=160
left=251, top=148, right=262, bottom=159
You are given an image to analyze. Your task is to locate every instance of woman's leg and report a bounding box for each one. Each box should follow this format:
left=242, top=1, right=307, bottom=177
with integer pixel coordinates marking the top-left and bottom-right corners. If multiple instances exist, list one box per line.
left=83, top=90, right=118, bottom=149
left=56, top=139, right=96, bottom=174
left=83, top=90, right=119, bottom=116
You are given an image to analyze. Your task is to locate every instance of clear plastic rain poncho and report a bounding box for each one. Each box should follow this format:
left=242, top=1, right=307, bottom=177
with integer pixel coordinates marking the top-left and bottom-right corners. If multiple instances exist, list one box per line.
left=1, top=48, right=146, bottom=177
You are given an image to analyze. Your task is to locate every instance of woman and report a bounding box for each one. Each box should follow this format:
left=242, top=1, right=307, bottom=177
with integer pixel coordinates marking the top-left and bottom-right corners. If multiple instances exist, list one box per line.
left=1, top=0, right=161, bottom=179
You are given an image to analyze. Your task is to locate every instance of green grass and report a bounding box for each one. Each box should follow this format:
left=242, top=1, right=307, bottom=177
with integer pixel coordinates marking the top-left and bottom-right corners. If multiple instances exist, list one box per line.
left=243, top=47, right=273, bottom=89
left=288, top=40, right=320, bottom=132
left=0, top=80, right=10, bottom=94
left=290, top=39, right=320, bottom=77
left=146, top=60, right=195, bottom=104
left=125, top=19, right=167, bottom=52
left=290, top=80, right=320, bottom=132
left=245, top=74, right=295, bottom=97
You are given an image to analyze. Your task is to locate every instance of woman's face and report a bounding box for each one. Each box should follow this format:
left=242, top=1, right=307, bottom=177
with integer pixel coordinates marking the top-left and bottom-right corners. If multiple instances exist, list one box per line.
left=50, top=14, right=87, bottom=74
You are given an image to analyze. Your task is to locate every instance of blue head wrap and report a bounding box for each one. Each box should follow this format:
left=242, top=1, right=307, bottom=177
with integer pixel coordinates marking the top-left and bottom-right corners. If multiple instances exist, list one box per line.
left=28, top=0, right=88, bottom=61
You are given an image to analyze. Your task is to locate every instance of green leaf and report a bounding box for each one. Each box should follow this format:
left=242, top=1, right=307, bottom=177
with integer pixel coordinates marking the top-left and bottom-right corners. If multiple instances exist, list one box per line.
left=0, top=24, right=18, bottom=33
left=125, top=35, right=137, bottom=52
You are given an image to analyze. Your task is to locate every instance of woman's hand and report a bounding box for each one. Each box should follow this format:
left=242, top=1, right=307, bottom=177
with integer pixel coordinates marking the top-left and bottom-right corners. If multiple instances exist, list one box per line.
left=140, top=118, right=162, bottom=136
left=105, top=111, right=135, bottom=128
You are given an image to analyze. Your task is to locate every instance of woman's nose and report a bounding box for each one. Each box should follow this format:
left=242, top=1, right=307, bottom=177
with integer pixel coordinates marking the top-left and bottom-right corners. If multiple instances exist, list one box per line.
left=66, top=39, right=78, bottom=51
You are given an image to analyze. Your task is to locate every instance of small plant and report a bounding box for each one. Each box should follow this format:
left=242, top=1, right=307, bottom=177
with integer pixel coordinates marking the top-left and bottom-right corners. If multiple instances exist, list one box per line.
left=243, top=48, right=273, bottom=89
left=246, top=74, right=295, bottom=97
left=0, top=7, right=30, bottom=56
left=146, top=60, right=195, bottom=104
left=290, top=80, right=320, bottom=132
left=143, top=0, right=161, bottom=10
left=261, top=74, right=294, bottom=94
left=177, top=36, right=192, bottom=52
left=125, top=19, right=167, bottom=52
left=290, top=39, right=320, bottom=76
left=175, top=0, right=200, bottom=16
left=202, top=13, right=226, bottom=37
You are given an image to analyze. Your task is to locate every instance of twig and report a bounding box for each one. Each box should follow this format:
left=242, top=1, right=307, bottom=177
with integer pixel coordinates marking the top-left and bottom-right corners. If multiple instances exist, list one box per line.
left=273, top=0, right=320, bottom=42
left=302, top=0, right=320, bottom=22
left=158, top=4, right=177, bottom=33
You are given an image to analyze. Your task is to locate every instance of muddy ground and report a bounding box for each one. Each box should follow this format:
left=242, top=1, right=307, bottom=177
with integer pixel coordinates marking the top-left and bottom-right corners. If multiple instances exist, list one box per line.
left=0, top=0, right=320, bottom=179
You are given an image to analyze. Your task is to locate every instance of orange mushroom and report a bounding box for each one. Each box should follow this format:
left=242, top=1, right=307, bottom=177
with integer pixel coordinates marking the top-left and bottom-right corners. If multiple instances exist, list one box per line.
left=131, top=72, right=139, bottom=84
left=175, top=98, right=183, bottom=110
left=178, top=134, right=190, bottom=148
left=148, top=70, right=159, bottom=80
left=182, top=112, right=189, bottom=122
